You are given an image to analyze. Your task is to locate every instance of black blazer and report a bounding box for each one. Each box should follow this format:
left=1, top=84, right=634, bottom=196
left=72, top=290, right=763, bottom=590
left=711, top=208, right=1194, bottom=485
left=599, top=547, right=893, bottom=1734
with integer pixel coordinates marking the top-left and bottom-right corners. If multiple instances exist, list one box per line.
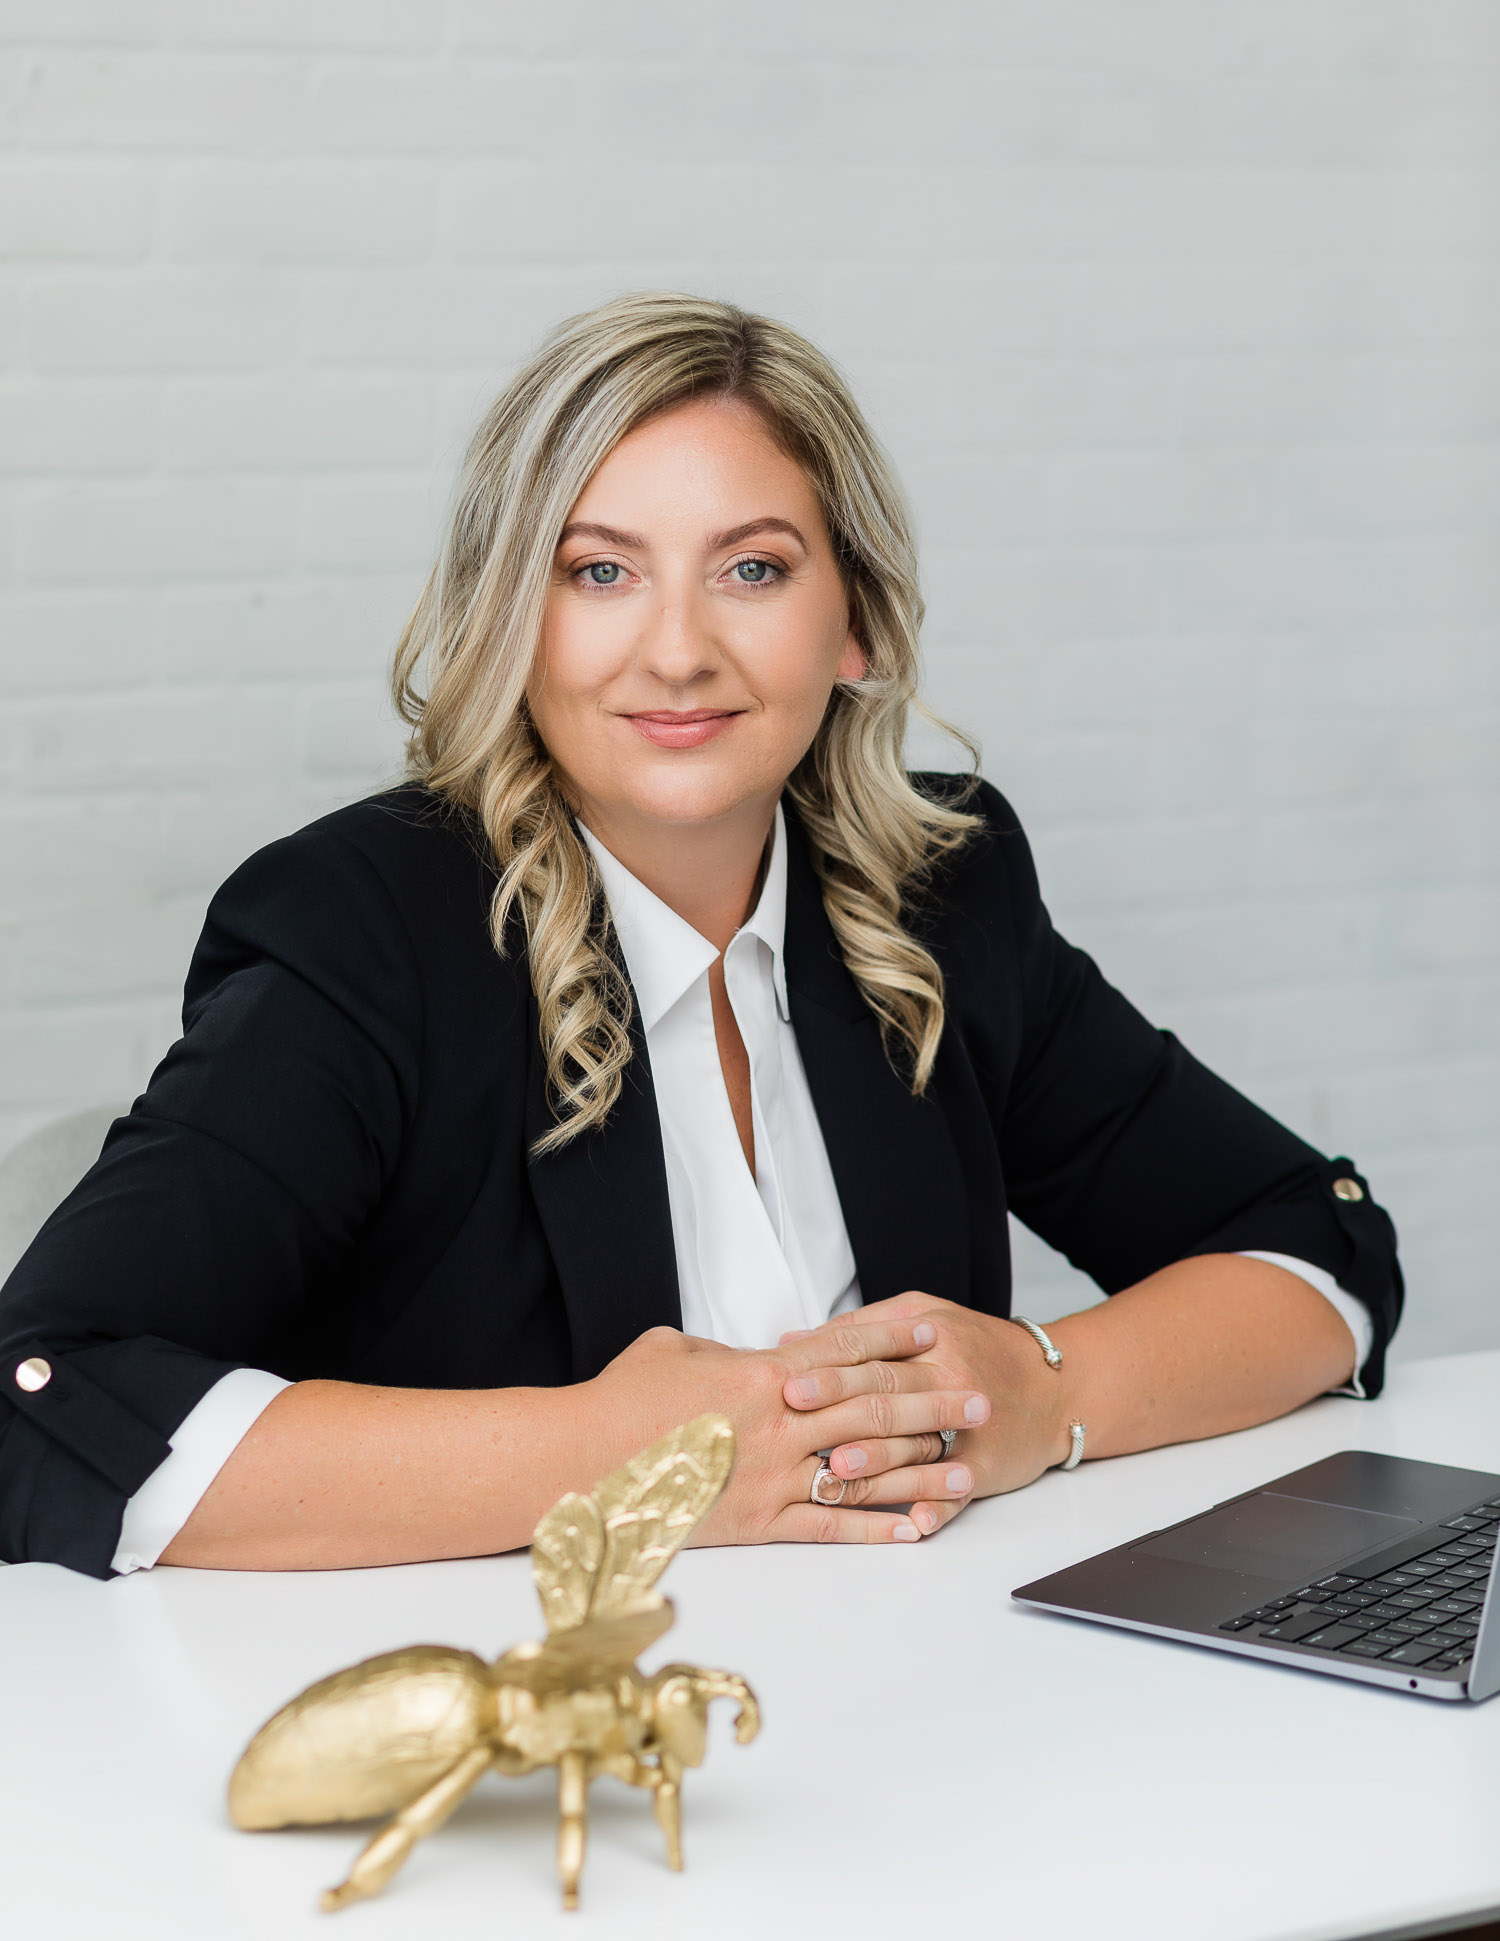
left=0, top=778, right=1402, bottom=1578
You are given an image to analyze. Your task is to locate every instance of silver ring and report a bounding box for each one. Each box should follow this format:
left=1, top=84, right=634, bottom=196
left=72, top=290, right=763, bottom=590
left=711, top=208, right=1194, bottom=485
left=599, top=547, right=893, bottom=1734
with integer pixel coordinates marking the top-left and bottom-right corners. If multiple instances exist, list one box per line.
left=810, top=1463, right=847, bottom=1506
left=938, top=1429, right=957, bottom=1461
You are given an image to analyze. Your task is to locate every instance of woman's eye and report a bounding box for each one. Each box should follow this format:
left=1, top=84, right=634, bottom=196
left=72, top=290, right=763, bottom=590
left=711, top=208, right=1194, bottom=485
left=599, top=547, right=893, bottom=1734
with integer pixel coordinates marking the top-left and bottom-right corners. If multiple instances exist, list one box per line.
left=582, top=561, right=623, bottom=586
left=732, top=559, right=778, bottom=585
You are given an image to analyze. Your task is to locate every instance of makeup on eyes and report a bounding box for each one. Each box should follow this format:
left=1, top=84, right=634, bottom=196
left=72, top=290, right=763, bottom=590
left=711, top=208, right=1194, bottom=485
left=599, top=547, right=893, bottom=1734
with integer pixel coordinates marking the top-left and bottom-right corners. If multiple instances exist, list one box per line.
left=566, top=554, right=788, bottom=592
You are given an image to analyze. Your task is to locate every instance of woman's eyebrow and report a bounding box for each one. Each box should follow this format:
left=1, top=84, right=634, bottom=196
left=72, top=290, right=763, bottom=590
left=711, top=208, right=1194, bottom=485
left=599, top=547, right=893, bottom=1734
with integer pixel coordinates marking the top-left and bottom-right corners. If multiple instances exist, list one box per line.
left=710, top=517, right=808, bottom=550
left=555, top=515, right=810, bottom=553
left=557, top=520, right=647, bottom=550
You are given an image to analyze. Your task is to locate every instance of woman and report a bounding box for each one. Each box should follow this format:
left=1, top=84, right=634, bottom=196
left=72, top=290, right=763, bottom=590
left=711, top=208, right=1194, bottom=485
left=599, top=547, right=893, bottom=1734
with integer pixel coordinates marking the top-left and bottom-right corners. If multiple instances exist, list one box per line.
left=0, top=294, right=1400, bottom=1580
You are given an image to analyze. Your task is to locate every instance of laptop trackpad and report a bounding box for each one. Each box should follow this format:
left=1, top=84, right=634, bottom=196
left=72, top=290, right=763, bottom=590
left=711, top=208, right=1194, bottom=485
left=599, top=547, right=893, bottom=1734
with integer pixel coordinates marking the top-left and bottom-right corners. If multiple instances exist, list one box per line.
left=1136, top=1492, right=1421, bottom=1580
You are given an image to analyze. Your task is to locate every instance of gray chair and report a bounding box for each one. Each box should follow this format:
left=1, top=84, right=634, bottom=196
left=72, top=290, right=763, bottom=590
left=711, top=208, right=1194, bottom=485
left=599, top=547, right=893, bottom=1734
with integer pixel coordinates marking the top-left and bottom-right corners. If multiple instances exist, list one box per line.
left=0, top=1105, right=126, bottom=1286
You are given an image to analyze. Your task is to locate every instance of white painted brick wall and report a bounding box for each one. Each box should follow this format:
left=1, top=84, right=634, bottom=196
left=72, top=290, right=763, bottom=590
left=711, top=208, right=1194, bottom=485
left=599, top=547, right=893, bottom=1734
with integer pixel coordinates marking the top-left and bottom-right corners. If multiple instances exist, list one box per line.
left=1, top=3, right=1496, bottom=1361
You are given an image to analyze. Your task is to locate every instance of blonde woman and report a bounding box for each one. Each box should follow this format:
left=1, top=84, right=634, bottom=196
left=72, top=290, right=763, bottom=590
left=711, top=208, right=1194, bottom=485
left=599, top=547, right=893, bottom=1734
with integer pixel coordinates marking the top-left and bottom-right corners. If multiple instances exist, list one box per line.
left=0, top=294, right=1399, bottom=1579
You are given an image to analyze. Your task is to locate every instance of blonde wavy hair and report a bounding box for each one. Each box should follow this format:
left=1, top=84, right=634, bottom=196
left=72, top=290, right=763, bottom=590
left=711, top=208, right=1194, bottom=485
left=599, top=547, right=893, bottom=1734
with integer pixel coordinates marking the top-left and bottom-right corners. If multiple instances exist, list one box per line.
left=394, top=292, right=979, bottom=1152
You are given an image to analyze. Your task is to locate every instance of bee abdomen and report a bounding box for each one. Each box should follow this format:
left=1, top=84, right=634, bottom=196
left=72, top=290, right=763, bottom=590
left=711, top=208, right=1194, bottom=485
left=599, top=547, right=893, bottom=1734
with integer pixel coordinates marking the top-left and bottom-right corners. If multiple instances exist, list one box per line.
left=229, top=1646, right=491, bottom=1829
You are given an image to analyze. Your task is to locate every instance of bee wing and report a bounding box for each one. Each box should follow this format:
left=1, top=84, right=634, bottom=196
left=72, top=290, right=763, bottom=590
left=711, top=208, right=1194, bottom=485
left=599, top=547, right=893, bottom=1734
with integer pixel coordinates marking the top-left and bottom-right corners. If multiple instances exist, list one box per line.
left=530, top=1489, right=605, bottom=1633
left=530, top=1415, right=734, bottom=1635
left=501, top=1603, right=677, bottom=1688
left=587, top=1414, right=734, bottom=1624
left=228, top=1645, right=489, bottom=1830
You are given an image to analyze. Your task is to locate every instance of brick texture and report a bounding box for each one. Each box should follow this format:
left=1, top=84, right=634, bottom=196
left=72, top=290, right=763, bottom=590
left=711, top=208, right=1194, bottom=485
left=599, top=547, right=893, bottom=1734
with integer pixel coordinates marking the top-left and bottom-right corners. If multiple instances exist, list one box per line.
left=1, top=3, right=1496, bottom=1360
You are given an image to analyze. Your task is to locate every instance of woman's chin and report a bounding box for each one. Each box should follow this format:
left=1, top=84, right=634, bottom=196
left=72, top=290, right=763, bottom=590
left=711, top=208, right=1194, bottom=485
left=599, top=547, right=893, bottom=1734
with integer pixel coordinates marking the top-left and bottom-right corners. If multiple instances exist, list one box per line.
left=600, top=765, right=778, bottom=832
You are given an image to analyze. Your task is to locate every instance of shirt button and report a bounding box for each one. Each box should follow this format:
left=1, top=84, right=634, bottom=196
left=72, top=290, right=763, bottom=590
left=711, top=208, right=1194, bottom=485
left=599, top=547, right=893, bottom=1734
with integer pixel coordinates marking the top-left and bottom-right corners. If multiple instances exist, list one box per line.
left=15, top=1356, right=52, bottom=1393
left=1332, top=1178, right=1365, bottom=1204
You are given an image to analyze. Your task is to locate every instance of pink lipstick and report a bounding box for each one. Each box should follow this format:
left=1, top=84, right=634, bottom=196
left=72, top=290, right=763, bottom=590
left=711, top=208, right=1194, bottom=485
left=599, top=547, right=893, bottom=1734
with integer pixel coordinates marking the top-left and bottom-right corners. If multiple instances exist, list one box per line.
left=624, top=710, right=742, bottom=750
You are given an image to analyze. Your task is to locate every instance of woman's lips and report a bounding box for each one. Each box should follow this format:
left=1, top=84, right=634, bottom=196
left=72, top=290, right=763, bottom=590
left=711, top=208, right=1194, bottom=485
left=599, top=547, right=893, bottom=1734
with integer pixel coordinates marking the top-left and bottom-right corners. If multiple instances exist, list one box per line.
left=623, top=710, right=742, bottom=750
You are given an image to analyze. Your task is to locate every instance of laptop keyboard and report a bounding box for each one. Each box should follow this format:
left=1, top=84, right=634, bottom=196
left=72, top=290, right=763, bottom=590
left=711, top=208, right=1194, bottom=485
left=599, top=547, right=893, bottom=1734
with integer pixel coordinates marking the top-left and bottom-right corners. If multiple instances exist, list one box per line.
left=1216, top=1493, right=1499, bottom=1676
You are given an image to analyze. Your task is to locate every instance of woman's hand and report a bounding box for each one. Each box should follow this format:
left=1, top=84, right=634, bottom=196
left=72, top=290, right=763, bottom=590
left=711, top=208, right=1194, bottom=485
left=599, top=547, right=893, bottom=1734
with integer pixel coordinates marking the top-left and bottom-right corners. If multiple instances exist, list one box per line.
left=582, top=1319, right=992, bottom=1546
left=779, top=1295, right=1074, bottom=1537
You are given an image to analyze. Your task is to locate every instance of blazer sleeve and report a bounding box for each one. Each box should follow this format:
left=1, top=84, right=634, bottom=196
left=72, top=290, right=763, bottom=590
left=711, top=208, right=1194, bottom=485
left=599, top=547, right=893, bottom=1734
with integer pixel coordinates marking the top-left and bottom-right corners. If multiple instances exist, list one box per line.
left=969, top=782, right=1404, bottom=1393
left=0, top=825, right=423, bottom=1579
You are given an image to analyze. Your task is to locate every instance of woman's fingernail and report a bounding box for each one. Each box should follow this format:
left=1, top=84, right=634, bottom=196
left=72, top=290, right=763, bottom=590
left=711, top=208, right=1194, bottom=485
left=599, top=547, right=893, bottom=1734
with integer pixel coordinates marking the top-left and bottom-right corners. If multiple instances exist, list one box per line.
left=964, top=1394, right=987, bottom=1423
left=788, top=1375, right=818, bottom=1404
left=946, top=1466, right=971, bottom=1493
left=781, top=1329, right=812, bottom=1341
left=892, top=1520, right=921, bottom=1542
left=913, top=1505, right=937, bottom=1533
left=913, top=1321, right=936, bottom=1348
left=838, top=1446, right=868, bottom=1473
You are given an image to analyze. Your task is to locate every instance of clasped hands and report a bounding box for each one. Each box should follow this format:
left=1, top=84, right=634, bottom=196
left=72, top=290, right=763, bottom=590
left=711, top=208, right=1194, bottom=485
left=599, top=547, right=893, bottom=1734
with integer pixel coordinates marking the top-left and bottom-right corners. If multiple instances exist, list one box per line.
left=593, top=1293, right=1078, bottom=1546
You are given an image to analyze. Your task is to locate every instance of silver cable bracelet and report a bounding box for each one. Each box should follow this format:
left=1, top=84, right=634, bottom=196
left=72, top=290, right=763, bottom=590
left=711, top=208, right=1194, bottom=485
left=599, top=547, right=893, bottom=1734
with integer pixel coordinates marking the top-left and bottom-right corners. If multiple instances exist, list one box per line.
left=1011, top=1316, right=1087, bottom=1471
left=1010, top=1314, right=1063, bottom=1367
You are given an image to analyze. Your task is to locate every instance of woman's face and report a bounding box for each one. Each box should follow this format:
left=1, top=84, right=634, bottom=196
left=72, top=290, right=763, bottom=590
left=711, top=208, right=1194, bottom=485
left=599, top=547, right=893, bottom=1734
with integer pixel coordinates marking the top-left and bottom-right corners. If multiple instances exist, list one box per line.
left=531, top=396, right=865, bottom=841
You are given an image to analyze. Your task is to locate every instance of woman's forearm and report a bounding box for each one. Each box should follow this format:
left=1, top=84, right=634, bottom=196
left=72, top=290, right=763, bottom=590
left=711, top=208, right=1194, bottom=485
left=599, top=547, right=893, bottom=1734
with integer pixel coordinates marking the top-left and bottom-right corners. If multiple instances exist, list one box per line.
left=157, top=1316, right=971, bottom=1569
left=1044, top=1254, right=1360, bottom=1462
left=159, top=1377, right=605, bottom=1571
left=158, top=1260, right=1355, bottom=1569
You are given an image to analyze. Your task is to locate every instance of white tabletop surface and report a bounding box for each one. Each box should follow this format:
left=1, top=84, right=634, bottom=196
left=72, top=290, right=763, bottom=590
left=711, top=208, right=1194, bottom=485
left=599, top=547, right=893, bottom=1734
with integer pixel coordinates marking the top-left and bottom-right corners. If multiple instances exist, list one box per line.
left=3, top=1350, right=1499, bottom=1941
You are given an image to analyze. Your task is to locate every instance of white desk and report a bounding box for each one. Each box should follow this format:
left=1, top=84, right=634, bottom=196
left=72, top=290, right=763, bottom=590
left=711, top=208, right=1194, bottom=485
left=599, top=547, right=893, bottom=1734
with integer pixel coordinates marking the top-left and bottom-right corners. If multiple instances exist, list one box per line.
left=3, top=1351, right=1499, bottom=1941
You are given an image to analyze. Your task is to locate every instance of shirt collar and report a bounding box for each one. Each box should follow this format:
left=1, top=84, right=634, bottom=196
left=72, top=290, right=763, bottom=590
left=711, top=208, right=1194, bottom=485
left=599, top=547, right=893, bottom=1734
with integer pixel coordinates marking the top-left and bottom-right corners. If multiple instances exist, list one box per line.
left=578, top=803, right=791, bottom=1032
left=741, top=802, right=791, bottom=1021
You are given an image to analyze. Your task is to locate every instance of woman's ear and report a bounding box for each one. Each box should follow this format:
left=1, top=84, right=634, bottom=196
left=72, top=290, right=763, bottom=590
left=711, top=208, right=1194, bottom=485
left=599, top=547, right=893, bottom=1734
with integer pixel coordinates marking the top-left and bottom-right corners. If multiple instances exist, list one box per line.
left=835, top=628, right=868, bottom=683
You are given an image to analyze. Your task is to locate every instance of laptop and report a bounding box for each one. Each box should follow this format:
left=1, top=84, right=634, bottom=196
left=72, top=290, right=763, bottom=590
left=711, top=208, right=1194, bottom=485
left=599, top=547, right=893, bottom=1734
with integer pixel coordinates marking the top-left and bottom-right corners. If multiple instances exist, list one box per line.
left=1012, top=1451, right=1500, bottom=1701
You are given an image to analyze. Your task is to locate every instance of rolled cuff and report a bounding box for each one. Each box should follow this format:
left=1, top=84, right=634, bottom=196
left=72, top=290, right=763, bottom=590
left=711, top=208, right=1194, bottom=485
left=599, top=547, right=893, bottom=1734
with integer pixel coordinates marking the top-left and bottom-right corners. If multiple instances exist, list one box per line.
left=111, top=1366, right=291, bottom=1574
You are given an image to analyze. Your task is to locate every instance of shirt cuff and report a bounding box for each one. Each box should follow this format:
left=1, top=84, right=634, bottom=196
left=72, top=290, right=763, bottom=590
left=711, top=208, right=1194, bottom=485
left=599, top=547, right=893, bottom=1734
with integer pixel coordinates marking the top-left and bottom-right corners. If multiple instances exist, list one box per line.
left=1236, top=1249, right=1373, bottom=1399
left=110, top=1367, right=292, bottom=1575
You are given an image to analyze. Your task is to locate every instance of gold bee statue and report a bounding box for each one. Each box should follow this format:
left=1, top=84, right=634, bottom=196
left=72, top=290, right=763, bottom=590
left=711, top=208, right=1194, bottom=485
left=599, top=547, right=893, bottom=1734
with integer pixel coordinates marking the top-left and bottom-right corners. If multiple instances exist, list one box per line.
left=229, top=1415, right=760, bottom=1913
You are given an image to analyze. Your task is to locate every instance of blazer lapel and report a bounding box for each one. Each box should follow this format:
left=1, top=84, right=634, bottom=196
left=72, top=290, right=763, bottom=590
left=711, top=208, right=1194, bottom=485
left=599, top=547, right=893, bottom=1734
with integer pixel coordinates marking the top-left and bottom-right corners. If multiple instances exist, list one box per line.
left=525, top=995, right=682, bottom=1381
left=782, top=813, right=973, bottom=1308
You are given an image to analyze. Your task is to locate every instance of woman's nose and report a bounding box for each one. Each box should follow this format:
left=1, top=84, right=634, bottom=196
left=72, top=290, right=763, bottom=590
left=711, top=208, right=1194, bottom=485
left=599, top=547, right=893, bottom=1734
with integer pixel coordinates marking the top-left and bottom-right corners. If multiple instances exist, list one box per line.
left=636, top=592, right=722, bottom=685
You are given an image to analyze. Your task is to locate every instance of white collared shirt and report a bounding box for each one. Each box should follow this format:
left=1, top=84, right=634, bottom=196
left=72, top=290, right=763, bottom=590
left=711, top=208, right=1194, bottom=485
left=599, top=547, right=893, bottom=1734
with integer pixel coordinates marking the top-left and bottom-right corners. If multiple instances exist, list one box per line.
left=579, top=806, right=861, bottom=1347
left=110, top=807, right=1372, bottom=1571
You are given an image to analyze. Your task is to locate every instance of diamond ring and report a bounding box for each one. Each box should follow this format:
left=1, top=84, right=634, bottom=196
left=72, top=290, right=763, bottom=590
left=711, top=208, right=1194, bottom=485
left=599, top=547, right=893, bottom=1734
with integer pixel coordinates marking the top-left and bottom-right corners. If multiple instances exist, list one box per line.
left=810, top=1463, right=847, bottom=1506
left=938, top=1428, right=957, bottom=1460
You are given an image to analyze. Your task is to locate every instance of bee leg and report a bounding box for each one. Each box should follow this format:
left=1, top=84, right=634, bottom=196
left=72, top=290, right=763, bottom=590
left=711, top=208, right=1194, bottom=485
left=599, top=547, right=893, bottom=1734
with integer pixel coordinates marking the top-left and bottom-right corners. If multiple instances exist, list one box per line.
left=321, top=1744, right=493, bottom=1914
left=555, top=1750, right=590, bottom=1912
left=648, top=1754, right=683, bottom=1871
